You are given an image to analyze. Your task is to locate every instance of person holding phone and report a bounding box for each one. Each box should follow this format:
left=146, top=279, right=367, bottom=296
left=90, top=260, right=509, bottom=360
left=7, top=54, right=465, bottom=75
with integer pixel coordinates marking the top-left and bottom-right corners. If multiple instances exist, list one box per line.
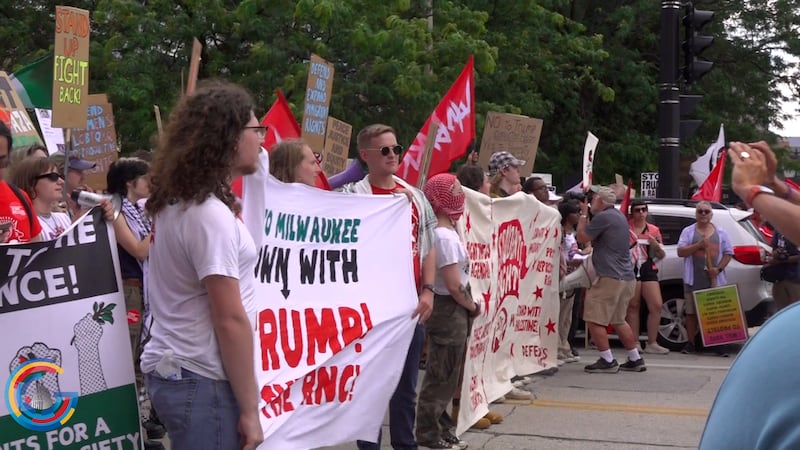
left=625, top=200, right=669, bottom=355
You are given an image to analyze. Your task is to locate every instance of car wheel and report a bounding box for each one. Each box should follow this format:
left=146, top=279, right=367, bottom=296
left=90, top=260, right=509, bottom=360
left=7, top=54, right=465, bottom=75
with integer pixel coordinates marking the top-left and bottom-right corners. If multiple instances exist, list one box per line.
left=657, top=291, right=688, bottom=351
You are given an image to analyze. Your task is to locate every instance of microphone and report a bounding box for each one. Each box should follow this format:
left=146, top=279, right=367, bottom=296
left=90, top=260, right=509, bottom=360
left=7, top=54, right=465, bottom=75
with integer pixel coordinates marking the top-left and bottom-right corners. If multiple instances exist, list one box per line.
left=71, top=190, right=112, bottom=208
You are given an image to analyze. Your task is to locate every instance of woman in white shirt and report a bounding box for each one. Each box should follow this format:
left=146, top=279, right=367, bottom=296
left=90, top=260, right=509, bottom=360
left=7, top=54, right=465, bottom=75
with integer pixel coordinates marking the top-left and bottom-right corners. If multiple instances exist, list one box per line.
left=10, top=156, right=71, bottom=240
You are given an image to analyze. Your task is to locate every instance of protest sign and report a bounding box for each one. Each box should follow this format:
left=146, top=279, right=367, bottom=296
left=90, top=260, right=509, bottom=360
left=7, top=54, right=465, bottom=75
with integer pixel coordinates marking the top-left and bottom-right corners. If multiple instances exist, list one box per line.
left=640, top=172, right=658, bottom=198
left=321, top=117, right=351, bottom=177
left=693, top=285, right=748, bottom=347
left=35, top=108, right=66, bottom=155
left=456, top=189, right=561, bottom=435
left=52, top=6, right=90, bottom=129
left=240, top=151, right=418, bottom=448
left=0, top=208, right=140, bottom=449
left=301, top=54, right=335, bottom=152
left=477, top=112, right=543, bottom=176
left=582, top=132, right=598, bottom=190
left=71, top=94, right=119, bottom=191
left=0, top=72, right=43, bottom=149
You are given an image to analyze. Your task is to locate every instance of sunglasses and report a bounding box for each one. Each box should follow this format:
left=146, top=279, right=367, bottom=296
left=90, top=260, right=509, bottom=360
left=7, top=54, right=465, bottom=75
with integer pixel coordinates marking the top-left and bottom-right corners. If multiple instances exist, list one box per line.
left=696, top=209, right=712, bottom=215
left=632, top=206, right=648, bottom=213
left=36, top=172, right=64, bottom=182
left=365, top=145, right=404, bottom=156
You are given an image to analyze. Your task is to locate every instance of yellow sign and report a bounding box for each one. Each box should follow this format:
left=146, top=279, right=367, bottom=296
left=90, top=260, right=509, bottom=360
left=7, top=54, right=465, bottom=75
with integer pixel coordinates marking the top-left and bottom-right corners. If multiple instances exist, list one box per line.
left=52, top=6, right=90, bottom=128
left=693, top=285, right=748, bottom=347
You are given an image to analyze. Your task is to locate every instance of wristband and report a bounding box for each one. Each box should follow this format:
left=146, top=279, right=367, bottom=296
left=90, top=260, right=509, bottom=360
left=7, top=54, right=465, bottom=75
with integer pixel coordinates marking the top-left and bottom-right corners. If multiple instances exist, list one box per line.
left=746, top=185, right=775, bottom=208
left=422, top=284, right=435, bottom=294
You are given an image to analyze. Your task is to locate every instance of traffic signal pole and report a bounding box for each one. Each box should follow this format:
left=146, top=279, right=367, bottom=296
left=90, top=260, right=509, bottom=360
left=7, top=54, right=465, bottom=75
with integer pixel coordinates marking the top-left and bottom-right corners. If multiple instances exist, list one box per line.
left=658, top=1, right=681, bottom=198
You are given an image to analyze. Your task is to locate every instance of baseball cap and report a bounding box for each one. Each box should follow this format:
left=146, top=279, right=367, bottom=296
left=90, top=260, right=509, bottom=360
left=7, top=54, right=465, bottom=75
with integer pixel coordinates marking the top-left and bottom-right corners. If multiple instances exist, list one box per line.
left=590, top=185, right=616, bottom=204
left=50, top=152, right=97, bottom=172
left=548, top=189, right=562, bottom=202
left=488, top=151, right=526, bottom=173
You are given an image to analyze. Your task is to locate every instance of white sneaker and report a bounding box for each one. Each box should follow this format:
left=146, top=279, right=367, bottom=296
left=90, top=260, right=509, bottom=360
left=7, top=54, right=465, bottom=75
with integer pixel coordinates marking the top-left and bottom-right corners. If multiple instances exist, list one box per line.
left=512, top=379, right=526, bottom=388
left=643, top=342, right=670, bottom=355
left=557, top=351, right=579, bottom=363
left=505, top=387, right=533, bottom=400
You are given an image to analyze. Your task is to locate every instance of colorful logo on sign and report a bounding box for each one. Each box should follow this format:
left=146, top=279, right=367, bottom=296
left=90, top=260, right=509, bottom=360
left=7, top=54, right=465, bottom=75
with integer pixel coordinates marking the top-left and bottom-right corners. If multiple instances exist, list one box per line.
left=5, top=359, right=79, bottom=431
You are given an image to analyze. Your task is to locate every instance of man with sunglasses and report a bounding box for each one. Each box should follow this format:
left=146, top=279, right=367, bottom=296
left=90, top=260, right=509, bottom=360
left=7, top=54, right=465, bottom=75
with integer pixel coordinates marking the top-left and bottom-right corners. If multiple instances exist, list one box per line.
left=0, top=121, right=42, bottom=243
left=343, top=123, right=437, bottom=450
left=676, top=201, right=733, bottom=354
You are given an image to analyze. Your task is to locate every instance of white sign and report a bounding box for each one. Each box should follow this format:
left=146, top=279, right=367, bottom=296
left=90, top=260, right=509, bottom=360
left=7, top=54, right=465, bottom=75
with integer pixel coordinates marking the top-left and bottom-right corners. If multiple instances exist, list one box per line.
left=582, top=132, right=598, bottom=190
left=640, top=172, right=659, bottom=198
left=34, top=108, right=66, bottom=155
left=456, top=189, right=561, bottom=435
left=241, top=151, right=418, bottom=449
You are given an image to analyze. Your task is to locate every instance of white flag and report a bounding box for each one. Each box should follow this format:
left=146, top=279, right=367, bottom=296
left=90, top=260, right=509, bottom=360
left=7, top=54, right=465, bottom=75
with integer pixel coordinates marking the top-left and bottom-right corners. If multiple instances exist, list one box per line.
left=582, top=132, right=599, bottom=190
left=690, top=124, right=725, bottom=187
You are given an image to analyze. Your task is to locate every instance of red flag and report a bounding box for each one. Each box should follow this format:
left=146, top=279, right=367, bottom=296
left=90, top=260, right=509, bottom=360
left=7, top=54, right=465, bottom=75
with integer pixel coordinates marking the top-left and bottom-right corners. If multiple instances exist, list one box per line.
left=232, top=90, right=330, bottom=196
left=691, top=149, right=727, bottom=202
left=397, top=56, right=475, bottom=186
left=619, top=180, right=633, bottom=217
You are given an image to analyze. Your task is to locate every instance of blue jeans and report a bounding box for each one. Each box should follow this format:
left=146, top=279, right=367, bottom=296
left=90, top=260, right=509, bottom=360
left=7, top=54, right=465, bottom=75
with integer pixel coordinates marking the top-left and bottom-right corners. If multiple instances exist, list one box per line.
left=145, top=369, right=240, bottom=450
left=358, top=323, right=425, bottom=450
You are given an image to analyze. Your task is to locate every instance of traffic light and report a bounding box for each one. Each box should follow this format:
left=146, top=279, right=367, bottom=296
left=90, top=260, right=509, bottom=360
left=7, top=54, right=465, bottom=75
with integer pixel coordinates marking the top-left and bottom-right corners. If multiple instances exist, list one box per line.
left=680, top=94, right=702, bottom=142
left=682, top=3, right=714, bottom=85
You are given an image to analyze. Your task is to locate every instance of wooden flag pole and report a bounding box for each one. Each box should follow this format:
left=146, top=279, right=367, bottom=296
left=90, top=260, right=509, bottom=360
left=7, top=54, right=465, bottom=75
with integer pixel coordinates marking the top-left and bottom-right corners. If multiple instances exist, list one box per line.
left=416, top=121, right=439, bottom=189
left=186, top=38, right=202, bottom=94
left=154, top=105, right=163, bottom=138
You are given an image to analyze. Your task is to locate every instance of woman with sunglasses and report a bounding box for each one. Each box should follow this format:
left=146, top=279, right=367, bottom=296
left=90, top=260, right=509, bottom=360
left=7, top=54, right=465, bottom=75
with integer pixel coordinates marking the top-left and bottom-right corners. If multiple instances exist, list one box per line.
left=625, top=200, right=669, bottom=355
left=10, top=157, right=70, bottom=240
left=268, top=139, right=322, bottom=186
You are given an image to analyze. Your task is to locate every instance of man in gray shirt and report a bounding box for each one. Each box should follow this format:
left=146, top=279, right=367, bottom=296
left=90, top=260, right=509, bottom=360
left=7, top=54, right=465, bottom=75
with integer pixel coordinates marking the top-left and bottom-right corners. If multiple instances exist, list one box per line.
left=576, top=186, right=645, bottom=373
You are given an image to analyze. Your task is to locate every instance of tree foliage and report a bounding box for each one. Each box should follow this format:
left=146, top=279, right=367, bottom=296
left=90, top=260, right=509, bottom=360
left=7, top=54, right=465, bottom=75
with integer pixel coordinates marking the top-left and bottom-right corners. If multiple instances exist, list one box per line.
left=3, top=0, right=800, bottom=189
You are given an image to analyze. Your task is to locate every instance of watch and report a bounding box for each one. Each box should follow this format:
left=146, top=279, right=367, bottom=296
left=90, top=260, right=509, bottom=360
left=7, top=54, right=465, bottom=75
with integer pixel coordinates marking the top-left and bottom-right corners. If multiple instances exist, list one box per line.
left=746, top=185, right=774, bottom=208
left=422, top=284, right=435, bottom=294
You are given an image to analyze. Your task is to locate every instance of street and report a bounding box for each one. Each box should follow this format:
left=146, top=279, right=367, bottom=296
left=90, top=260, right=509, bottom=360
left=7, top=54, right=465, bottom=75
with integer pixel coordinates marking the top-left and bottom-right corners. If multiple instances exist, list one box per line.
left=320, top=342, right=741, bottom=450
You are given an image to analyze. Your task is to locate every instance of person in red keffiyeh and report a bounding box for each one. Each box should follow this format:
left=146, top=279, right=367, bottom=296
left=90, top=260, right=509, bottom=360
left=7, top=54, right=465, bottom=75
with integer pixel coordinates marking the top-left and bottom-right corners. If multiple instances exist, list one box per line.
left=416, top=173, right=478, bottom=450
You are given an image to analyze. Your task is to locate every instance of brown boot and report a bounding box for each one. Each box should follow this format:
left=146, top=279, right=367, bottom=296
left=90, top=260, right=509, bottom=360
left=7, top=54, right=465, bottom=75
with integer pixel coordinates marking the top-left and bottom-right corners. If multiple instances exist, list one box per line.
left=484, top=410, right=503, bottom=424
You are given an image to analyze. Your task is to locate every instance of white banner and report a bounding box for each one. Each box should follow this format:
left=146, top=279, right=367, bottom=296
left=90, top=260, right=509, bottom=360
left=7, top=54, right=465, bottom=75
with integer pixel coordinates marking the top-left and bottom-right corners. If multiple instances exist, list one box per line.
left=457, top=190, right=561, bottom=435
left=242, top=152, right=418, bottom=449
left=0, top=209, right=140, bottom=448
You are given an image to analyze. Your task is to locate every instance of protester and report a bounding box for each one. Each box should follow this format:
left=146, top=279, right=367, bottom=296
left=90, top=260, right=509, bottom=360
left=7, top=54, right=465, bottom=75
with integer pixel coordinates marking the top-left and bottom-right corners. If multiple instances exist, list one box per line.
left=141, top=81, right=263, bottom=450
left=9, top=157, right=70, bottom=240
left=416, top=173, right=476, bottom=450
left=269, top=139, right=321, bottom=186
left=9, top=143, right=48, bottom=171
left=50, top=152, right=97, bottom=219
left=522, top=176, right=549, bottom=203
left=456, top=164, right=491, bottom=195
left=676, top=201, right=733, bottom=354
left=576, top=186, right=644, bottom=373
left=557, top=200, right=583, bottom=364
left=762, top=230, right=800, bottom=310
left=106, top=157, right=163, bottom=448
left=625, top=200, right=669, bottom=355
left=487, top=151, right=524, bottom=197
left=343, top=123, right=435, bottom=450
left=0, top=121, right=42, bottom=243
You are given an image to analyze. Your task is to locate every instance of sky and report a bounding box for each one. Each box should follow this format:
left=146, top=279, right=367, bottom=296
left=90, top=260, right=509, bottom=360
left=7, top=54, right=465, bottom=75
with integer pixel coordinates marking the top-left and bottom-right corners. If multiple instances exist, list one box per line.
left=776, top=98, right=800, bottom=138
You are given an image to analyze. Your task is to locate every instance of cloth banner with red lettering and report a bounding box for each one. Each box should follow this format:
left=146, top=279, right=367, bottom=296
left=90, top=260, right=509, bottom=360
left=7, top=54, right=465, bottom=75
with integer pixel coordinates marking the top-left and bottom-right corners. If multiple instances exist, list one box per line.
left=397, top=56, right=475, bottom=186
left=456, top=190, right=561, bottom=436
left=240, top=151, right=417, bottom=448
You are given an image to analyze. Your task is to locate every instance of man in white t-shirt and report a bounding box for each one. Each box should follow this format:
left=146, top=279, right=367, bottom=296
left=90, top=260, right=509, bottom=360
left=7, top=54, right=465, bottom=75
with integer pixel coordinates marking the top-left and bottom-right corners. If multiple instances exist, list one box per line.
left=139, top=81, right=264, bottom=450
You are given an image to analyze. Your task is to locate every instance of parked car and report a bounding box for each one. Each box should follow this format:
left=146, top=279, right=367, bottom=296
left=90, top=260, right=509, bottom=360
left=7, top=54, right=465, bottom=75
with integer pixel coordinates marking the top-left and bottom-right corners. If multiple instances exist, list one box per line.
left=639, top=199, right=773, bottom=350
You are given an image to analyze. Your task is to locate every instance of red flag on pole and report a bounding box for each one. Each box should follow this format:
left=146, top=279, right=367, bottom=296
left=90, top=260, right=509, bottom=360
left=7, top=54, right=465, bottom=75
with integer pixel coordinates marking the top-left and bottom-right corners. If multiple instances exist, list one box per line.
left=691, top=149, right=727, bottom=202
left=232, top=90, right=330, bottom=196
left=397, top=56, right=475, bottom=186
left=619, top=180, right=633, bottom=217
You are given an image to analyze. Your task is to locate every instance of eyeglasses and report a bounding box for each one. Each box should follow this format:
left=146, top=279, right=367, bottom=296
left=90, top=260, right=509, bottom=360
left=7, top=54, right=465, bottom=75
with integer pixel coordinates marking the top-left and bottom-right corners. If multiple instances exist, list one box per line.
left=632, top=206, right=648, bottom=213
left=244, top=126, right=268, bottom=139
left=364, top=145, right=404, bottom=156
left=696, top=209, right=712, bottom=215
left=36, top=172, right=64, bottom=182
left=532, top=185, right=548, bottom=192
